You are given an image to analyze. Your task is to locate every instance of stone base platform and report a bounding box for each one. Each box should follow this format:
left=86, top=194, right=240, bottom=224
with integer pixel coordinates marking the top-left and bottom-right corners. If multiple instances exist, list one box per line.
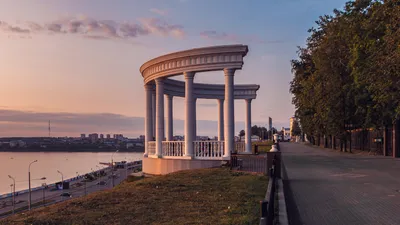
left=143, top=157, right=226, bottom=175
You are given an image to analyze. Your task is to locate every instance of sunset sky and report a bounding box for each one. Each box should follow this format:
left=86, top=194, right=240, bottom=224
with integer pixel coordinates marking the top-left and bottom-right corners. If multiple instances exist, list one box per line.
left=0, top=0, right=348, bottom=137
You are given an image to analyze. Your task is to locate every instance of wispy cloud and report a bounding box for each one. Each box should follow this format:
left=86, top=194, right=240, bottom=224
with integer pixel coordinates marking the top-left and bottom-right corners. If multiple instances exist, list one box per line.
left=0, top=16, right=185, bottom=40
left=150, top=8, right=168, bottom=16
left=200, top=30, right=284, bottom=44
left=140, top=18, right=184, bottom=38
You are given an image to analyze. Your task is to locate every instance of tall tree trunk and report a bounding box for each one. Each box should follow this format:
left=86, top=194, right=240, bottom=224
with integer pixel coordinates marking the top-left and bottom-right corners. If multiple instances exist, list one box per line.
left=383, top=126, right=388, bottom=156
left=349, top=131, right=352, bottom=153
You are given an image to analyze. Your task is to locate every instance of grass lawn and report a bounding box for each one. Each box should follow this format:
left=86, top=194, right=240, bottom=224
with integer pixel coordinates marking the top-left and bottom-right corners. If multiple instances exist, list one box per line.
left=0, top=200, right=56, bottom=217
left=253, top=141, right=273, bottom=153
left=2, top=168, right=268, bottom=225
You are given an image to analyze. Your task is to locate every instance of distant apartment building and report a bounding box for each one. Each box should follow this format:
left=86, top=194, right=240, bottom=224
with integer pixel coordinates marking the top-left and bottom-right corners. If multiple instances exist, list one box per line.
left=88, top=133, right=99, bottom=142
left=81, top=134, right=86, bottom=138
left=9, top=140, right=26, bottom=148
left=290, top=117, right=296, bottom=136
left=139, top=135, right=145, bottom=142
left=100, top=134, right=104, bottom=139
left=106, top=134, right=111, bottom=139
left=173, top=135, right=184, bottom=141
left=197, top=136, right=210, bottom=141
left=126, top=143, right=134, bottom=149
left=114, top=134, right=124, bottom=140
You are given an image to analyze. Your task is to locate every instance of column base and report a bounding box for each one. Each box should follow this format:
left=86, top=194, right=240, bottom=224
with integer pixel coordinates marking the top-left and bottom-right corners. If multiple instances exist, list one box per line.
left=221, top=156, right=231, bottom=160
left=148, top=154, right=163, bottom=159
left=183, top=155, right=194, bottom=159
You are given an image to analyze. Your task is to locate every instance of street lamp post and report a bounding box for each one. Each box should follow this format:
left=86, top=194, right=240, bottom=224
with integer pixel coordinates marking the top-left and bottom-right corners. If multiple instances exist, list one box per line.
left=111, top=150, right=119, bottom=187
left=42, top=183, right=47, bottom=205
left=124, top=157, right=128, bottom=179
left=28, top=160, right=38, bottom=211
left=8, top=175, right=15, bottom=214
left=57, top=170, right=64, bottom=190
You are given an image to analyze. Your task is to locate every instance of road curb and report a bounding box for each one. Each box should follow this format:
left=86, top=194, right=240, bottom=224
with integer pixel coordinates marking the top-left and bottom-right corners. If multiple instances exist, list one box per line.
left=277, top=178, right=289, bottom=225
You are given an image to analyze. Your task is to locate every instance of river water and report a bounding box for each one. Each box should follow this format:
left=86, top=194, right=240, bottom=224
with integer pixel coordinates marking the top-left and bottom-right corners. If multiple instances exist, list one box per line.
left=0, top=152, right=143, bottom=195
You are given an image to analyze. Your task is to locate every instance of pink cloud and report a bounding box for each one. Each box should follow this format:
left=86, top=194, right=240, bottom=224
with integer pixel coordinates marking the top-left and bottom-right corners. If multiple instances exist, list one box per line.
left=0, top=16, right=185, bottom=40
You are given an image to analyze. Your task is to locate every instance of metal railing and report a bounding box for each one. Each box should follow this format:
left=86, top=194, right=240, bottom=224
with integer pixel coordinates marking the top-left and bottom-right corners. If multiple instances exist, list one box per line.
left=194, top=141, right=224, bottom=158
left=162, top=141, right=185, bottom=157
left=260, top=156, right=277, bottom=225
left=147, top=141, right=156, bottom=155
left=234, top=142, right=246, bottom=153
left=230, top=155, right=268, bottom=174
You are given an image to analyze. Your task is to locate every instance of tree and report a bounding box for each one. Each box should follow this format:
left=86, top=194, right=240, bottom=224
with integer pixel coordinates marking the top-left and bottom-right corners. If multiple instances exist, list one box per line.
left=238, top=130, right=245, bottom=141
left=290, top=0, right=400, bottom=152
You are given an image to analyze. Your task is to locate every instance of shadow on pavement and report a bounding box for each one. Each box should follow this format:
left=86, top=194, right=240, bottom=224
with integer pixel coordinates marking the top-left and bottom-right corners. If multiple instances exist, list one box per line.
left=282, top=158, right=303, bottom=225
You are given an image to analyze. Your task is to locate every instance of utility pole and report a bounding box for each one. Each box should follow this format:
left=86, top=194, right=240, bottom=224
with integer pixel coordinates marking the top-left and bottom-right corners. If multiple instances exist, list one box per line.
left=42, top=183, right=46, bottom=205
left=8, top=175, right=15, bottom=214
left=28, top=160, right=38, bottom=211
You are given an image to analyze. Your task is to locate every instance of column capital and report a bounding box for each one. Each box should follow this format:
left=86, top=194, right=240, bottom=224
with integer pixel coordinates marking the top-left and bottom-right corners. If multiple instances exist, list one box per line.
left=223, top=68, right=236, bottom=76
left=245, top=98, right=252, bottom=103
left=184, top=71, right=196, bottom=79
left=144, top=84, right=153, bottom=91
left=155, top=77, right=165, bottom=84
left=165, top=94, right=173, bottom=100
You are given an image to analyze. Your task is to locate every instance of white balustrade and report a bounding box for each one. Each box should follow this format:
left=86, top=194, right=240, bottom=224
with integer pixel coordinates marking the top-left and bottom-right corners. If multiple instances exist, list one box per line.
left=194, top=141, right=224, bottom=159
left=147, top=141, right=156, bottom=155
left=235, top=142, right=246, bottom=153
left=162, top=141, right=185, bottom=157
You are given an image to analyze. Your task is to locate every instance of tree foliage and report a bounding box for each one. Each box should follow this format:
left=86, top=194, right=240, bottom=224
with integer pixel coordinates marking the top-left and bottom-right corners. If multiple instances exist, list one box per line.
left=290, top=0, right=400, bottom=143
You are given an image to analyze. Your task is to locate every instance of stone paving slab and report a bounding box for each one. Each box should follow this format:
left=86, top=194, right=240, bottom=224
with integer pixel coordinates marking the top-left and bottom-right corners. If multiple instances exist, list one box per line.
left=281, top=143, right=400, bottom=225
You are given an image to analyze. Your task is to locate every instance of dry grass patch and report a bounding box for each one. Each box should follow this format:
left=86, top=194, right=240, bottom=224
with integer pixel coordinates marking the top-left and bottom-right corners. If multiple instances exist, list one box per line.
left=1, top=168, right=268, bottom=225
left=253, top=141, right=273, bottom=153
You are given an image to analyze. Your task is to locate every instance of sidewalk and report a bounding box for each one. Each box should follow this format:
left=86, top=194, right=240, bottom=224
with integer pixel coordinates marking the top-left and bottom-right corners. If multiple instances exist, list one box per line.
left=281, top=142, right=400, bottom=225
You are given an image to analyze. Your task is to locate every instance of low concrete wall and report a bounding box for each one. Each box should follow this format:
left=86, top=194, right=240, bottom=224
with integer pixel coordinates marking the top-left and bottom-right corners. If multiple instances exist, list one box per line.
left=143, top=157, right=224, bottom=175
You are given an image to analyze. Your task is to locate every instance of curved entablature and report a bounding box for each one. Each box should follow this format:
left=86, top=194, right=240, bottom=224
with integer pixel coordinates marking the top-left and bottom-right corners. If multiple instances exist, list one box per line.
left=154, top=79, right=260, bottom=100
left=140, top=45, right=249, bottom=84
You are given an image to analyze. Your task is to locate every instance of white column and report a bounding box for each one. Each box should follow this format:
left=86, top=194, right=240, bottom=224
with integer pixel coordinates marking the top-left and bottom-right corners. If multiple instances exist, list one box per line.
left=166, top=94, right=173, bottom=141
left=218, top=99, right=224, bottom=141
left=245, top=99, right=252, bottom=154
left=224, top=68, right=235, bottom=158
left=193, top=97, right=197, bottom=141
left=152, top=90, right=156, bottom=140
left=155, top=78, right=164, bottom=157
left=144, top=84, right=153, bottom=157
left=184, top=72, right=195, bottom=157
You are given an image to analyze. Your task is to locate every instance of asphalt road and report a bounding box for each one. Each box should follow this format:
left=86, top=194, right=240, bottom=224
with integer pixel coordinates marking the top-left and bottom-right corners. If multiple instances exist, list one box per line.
left=0, top=165, right=141, bottom=218
left=281, top=143, right=400, bottom=225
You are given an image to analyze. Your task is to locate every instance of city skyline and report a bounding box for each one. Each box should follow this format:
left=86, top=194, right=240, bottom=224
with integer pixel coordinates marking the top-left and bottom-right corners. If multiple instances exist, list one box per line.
left=0, top=109, right=288, bottom=137
left=0, top=0, right=348, bottom=137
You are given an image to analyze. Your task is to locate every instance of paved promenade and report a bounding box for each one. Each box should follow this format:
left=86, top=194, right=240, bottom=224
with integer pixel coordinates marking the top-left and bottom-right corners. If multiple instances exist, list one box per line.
left=281, top=142, right=400, bottom=225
